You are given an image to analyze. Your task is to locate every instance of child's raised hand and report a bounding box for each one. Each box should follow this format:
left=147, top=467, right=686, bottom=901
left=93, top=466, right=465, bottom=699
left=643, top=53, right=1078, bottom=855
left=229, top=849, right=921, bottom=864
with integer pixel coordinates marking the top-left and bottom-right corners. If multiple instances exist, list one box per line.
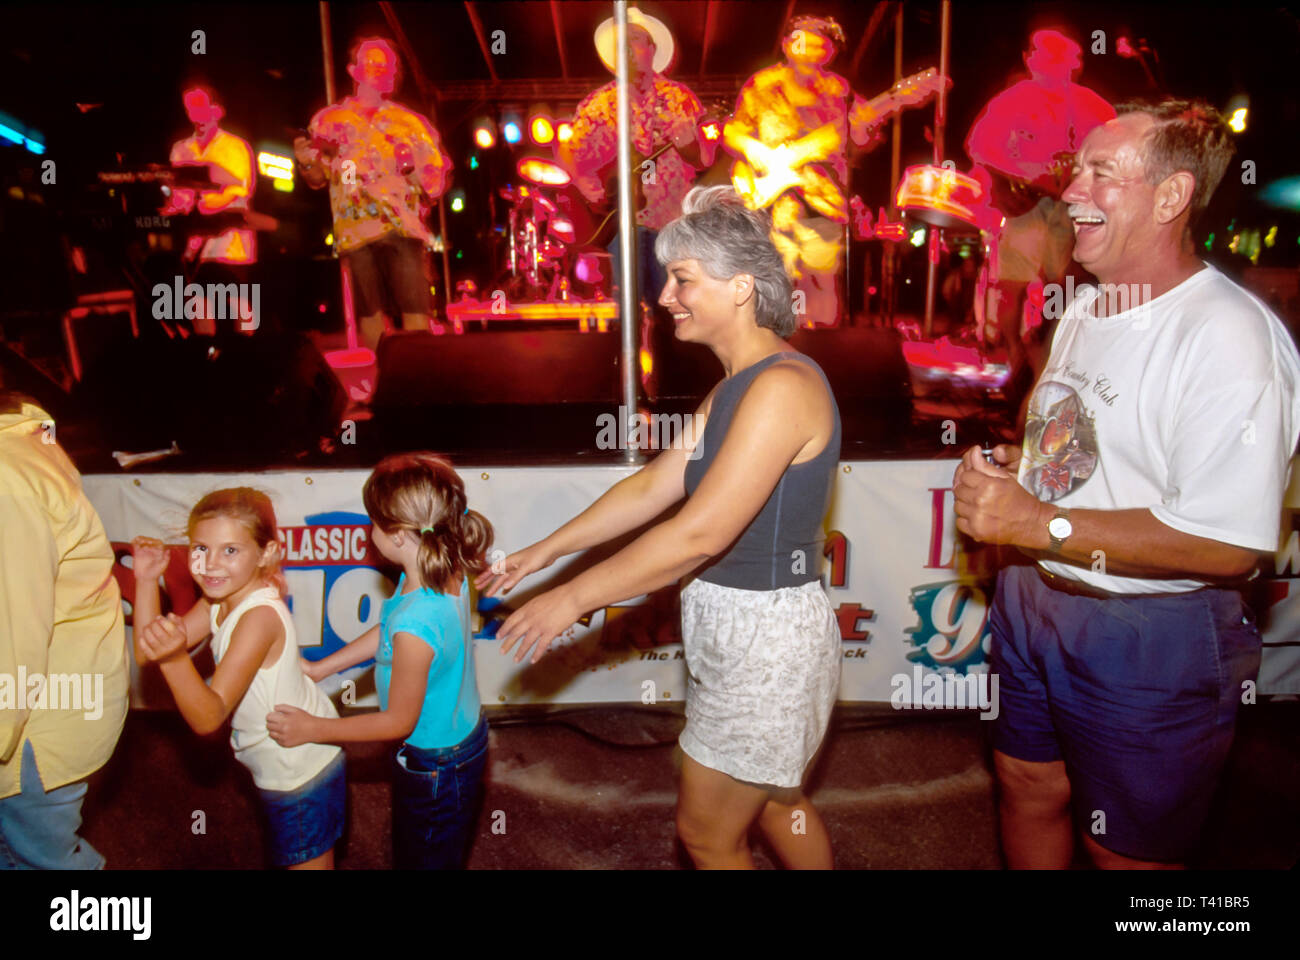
left=138, top=613, right=189, bottom=663
left=131, top=536, right=171, bottom=582
left=266, top=704, right=317, bottom=748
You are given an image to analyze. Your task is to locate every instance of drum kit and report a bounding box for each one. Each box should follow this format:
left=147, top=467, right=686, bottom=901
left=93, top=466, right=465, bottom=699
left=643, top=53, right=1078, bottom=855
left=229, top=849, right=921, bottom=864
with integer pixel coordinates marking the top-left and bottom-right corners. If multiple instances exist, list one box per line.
left=498, top=156, right=605, bottom=302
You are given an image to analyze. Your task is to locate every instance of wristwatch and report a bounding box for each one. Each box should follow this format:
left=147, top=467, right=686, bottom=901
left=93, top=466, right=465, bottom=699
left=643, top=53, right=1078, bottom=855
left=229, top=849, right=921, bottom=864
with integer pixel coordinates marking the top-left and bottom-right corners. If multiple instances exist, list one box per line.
left=1047, top=508, right=1073, bottom=553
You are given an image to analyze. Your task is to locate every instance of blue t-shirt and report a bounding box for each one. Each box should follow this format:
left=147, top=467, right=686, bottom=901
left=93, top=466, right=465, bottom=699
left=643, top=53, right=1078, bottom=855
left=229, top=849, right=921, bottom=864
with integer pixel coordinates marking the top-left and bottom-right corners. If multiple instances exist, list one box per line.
left=376, top=573, right=480, bottom=750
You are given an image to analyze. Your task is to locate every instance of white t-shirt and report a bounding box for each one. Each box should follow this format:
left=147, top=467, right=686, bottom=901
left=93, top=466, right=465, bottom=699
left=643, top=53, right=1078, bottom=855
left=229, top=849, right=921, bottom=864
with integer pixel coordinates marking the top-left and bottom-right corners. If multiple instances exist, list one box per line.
left=1017, top=263, right=1300, bottom=593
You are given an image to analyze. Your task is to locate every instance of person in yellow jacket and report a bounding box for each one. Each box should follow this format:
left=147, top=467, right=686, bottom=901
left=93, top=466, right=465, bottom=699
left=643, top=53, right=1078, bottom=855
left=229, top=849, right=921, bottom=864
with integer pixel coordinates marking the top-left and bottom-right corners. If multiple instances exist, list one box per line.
left=0, top=394, right=128, bottom=869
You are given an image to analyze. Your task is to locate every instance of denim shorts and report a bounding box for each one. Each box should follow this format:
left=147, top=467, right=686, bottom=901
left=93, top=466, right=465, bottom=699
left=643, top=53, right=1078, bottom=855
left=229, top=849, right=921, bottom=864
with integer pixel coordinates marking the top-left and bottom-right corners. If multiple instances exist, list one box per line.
left=258, top=751, right=346, bottom=867
left=392, top=712, right=489, bottom=870
left=989, top=563, right=1261, bottom=862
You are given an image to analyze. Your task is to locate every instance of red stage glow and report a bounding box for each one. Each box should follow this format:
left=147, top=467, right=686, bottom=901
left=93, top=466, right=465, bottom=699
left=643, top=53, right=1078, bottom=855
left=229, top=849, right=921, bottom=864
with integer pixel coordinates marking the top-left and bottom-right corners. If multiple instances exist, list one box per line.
left=964, top=29, right=1115, bottom=196
left=556, top=122, right=574, bottom=143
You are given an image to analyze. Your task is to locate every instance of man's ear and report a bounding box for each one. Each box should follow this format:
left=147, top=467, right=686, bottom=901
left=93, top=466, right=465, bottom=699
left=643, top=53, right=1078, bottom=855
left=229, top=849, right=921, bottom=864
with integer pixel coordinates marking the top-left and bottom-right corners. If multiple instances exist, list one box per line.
left=1154, top=170, right=1195, bottom=225
left=346, top=62, right=362, bottom=85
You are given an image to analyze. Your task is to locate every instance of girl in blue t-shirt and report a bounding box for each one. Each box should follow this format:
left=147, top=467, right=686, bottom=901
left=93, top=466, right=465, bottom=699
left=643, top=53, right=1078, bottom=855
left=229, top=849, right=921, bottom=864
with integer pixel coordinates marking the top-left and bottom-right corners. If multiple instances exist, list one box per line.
left=267, top=452, right=494, bottom=869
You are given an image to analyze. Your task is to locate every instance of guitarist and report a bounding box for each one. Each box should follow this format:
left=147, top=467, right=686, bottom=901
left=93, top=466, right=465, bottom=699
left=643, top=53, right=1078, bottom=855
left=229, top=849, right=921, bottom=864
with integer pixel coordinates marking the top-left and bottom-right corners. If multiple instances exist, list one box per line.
left=559, top=12, right=712, bottom=315
left=724, top=16, right=893, bottom=328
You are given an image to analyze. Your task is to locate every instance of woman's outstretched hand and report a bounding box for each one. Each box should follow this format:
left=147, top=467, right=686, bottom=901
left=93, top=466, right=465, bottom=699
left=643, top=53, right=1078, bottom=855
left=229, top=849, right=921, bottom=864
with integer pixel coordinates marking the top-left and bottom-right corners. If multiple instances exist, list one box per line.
left=475, top=540, right=557, bottom=598
left=496, top=586, right=582, bottom=665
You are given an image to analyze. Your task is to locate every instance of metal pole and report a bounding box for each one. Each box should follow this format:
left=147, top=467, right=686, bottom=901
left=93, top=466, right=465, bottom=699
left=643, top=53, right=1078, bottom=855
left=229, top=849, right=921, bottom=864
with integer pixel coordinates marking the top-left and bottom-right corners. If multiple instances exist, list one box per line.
left=614, top=2, right=641, bottom=464
left=885, top=3, right=903, bottom=326
left=318, top=1, right=365, bottom=357
left=923, top=0, right=950, bottom=337
left=319, top=1, right=336, bottom=104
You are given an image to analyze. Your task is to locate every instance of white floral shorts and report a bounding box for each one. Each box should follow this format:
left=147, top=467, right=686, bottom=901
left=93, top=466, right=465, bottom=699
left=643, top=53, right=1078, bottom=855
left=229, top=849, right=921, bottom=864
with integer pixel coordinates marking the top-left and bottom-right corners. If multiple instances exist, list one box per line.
left=678, top=577, right=842, bottom=789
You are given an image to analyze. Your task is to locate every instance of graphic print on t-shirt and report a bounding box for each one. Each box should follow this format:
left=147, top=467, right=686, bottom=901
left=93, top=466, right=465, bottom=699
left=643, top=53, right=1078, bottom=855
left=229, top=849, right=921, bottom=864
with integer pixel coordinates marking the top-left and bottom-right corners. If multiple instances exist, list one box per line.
left=1020, top=380, right=1099, bottom=501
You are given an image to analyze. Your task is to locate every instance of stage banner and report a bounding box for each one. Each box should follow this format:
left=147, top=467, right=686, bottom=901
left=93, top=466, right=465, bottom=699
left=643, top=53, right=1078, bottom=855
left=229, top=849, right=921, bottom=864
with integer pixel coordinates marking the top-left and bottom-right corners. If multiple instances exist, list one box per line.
left=83, top=459, right=1300, bottom=710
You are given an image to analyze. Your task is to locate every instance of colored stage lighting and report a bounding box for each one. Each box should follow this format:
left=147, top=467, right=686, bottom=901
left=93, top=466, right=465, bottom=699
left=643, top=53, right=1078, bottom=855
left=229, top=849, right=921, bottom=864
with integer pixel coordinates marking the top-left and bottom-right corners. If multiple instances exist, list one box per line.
left=474, top=125, right=496, bottom=149
left=556, top=121, right=574, bottom=143
left=530, top=116, right=555, bottom=145
left=502, top=121, right=522, bottom=144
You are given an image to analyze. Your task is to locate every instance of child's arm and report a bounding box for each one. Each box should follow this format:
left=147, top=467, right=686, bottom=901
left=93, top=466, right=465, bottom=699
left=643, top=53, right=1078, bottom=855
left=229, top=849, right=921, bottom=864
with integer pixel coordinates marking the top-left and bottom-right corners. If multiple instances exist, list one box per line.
left=301, top=624, right=380, bottom=683
left=147, top=606, right=282, bottom=736
left=130, top=537, right=211, bottom=665
left=269, top=632, right=433, bottom=746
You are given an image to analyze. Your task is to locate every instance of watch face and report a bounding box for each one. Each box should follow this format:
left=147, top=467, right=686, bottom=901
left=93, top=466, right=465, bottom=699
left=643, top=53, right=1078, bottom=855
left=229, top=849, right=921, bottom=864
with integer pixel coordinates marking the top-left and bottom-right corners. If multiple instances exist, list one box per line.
left=1048, top=516, right=1073, bottom=539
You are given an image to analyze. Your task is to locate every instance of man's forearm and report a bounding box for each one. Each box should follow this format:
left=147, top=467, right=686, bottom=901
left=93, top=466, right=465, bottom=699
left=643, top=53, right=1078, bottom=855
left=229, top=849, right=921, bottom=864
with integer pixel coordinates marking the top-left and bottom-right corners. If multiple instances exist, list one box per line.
left=1023, top=503, right=1261, bottom=581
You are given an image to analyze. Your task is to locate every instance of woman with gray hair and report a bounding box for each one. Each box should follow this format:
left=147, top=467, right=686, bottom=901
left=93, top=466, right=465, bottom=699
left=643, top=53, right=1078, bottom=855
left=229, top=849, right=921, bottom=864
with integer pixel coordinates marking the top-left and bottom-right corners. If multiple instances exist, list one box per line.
left=478, top=186, right=842, bottom=868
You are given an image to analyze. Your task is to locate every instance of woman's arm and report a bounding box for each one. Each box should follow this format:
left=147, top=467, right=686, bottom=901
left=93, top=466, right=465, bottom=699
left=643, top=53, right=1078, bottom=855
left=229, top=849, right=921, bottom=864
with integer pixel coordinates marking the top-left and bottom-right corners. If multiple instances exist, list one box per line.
left=479, top=387, right=717, bottom=597
left=500, top=364, right=827, bottom=662
left=151, top=605, right=281, bottom=736
left=268, top=633, right=434, bottom=746
left=302, top=624, right=380, bottom=682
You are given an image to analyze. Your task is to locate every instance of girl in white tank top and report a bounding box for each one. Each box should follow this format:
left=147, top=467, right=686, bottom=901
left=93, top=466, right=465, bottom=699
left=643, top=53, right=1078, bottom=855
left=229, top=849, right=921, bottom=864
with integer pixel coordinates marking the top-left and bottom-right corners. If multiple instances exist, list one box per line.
left=132, top=488, right=344, bottom=869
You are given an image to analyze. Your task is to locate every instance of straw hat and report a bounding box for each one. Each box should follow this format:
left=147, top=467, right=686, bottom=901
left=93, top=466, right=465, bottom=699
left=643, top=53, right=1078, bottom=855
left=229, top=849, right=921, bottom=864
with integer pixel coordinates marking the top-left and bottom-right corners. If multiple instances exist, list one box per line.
left=594, top=7, right=675, bottom=74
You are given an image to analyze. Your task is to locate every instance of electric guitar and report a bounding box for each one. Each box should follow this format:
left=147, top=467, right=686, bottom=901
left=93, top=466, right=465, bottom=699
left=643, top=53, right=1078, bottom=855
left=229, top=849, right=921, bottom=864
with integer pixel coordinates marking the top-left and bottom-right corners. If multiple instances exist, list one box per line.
left=730, top=67, right=949, bottom=211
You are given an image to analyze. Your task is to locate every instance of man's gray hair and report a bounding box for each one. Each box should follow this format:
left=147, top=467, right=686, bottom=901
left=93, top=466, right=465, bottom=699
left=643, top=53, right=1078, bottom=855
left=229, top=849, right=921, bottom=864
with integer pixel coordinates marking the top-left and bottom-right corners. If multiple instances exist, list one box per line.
left=654, top=186, right=795, bottom=337
left=1115, top=98, right=1235, bottom=224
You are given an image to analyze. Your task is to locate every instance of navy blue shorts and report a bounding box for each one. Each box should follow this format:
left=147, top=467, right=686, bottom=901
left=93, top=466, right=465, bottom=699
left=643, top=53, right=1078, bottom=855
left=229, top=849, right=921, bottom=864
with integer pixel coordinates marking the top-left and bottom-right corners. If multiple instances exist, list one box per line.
left=989, top=563, right=1261, bottom=862
left=258, top=751, right=346, bottom=867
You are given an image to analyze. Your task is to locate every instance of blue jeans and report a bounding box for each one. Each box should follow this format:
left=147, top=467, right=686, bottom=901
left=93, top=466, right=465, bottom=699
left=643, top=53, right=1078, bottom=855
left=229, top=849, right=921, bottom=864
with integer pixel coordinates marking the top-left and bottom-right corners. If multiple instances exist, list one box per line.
left=392, top=712, right=489, bottom=870
left=0, top=740, right=105, bottom=870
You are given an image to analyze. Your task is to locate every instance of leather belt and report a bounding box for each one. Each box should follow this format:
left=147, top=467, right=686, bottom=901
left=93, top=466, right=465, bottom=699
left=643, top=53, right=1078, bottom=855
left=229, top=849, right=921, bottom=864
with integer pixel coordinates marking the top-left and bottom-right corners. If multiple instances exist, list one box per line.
left=1035, top=565, right=1209, bottom=600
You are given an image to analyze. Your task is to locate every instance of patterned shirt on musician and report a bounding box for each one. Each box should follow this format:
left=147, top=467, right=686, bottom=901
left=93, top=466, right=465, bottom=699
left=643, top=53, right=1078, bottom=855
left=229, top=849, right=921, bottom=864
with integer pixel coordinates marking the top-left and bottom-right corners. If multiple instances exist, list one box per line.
left=307, top=97, right=451, bottom=254
left=566, top=75, right=703, bottom=232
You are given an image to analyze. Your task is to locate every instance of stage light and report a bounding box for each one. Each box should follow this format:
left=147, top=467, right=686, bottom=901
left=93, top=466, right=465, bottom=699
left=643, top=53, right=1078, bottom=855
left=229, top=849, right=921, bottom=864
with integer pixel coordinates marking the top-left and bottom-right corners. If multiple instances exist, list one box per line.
left=318, top=302, right=327, bottom=314
left=469, top=155, right=480, bottom=170
left=556, top=121, right=574, bottom=143
left=1226, top=95, right=1249, bottom=134
left=910, top=227, right=927, bottom=247
left=474, top=125, right=496, bottom=149
left=700, top=121, right=721, bottom=141
left=517, top=156, right=572, bottom=186
left=325, top=233, right=334, bottom=246
left=451, top=193, right=465, bottom=213
left=530, top=115, right=555, bottom=145
left=257, top=150, right=294, bottom=181
left=502, top=121, right=522, bottom=144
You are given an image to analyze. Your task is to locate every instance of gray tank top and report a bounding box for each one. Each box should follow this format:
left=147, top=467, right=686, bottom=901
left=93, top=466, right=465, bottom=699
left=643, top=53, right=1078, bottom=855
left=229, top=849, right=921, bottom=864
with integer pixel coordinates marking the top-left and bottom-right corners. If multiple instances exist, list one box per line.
left=683, top=350, right=841, bottom=590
